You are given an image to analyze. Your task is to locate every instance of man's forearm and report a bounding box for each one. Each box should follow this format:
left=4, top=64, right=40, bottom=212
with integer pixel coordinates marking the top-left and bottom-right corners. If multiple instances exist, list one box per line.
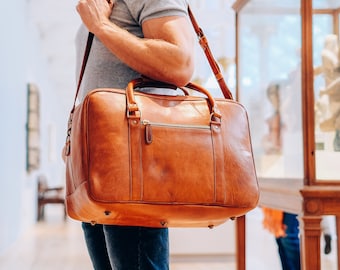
left=94, top=18, right=194, bottom=86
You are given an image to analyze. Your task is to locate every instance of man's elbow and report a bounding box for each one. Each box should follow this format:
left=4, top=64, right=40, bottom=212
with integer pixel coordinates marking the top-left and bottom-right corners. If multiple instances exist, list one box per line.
left=168, top=59, right=195, bottom=87
left=147, top=55, right=194, bottom=86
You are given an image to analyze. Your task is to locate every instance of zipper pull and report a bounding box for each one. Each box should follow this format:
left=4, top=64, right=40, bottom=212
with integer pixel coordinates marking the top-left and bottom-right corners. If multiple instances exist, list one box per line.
left=142, top=120, right=153, bottom=144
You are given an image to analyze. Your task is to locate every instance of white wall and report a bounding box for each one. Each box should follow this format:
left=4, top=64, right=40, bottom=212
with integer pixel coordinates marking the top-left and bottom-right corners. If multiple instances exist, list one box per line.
left=0, top=0, right=28, bottom=254
left=0, top=1, right=69, bottom=254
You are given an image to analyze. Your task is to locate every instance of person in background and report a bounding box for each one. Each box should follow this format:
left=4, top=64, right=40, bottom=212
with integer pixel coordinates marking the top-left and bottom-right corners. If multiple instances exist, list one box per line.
left=73, top=0, right=195, bottom=269
left=262, top=209, right=300, bottom=270
left=262, top=209, right=333, bottom=270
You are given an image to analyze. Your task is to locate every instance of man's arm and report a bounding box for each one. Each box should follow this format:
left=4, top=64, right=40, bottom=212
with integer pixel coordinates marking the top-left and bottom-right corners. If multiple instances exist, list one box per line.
left=76, top=0, right=195, bottom=86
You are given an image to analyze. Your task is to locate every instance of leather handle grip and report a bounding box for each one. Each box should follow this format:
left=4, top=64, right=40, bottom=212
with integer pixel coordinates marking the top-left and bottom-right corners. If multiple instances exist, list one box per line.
left=126, top=78, right=222, bottom=120
left=182, top=82, right=222, bottom=119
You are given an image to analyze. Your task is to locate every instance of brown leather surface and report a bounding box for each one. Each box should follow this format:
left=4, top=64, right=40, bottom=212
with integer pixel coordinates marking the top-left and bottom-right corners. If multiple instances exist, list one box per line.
left=65, top=80, right=259, bottom=228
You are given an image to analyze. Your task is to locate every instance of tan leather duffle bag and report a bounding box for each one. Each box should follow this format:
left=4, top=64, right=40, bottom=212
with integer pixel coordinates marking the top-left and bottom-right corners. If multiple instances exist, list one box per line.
left=65, top=78, right=259, bottom=228
left=64, top=7, right=259, bottom=228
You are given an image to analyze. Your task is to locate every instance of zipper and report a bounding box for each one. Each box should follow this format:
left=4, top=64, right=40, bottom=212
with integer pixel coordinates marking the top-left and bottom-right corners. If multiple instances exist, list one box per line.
left=141, top=120, right=210, bottom=130
left=141, top=119, right=210, bottom=144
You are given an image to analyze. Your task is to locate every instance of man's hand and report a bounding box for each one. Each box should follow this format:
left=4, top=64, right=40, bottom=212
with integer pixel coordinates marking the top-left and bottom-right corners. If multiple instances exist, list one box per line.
left=76, top=0, right=114, bottom=34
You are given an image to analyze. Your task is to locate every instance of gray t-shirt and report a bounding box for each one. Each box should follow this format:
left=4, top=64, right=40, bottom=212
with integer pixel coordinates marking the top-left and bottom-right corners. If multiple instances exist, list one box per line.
left=75, top=0, right=188, bottom=100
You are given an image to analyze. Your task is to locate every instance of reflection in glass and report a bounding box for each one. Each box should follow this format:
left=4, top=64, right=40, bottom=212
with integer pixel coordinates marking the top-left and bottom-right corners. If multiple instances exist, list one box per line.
left=238, top=2, right=303, bottom=179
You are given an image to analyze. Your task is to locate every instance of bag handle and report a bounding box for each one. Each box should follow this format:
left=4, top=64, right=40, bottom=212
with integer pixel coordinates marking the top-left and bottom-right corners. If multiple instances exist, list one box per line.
left=126, top=77, right=222, bottom=121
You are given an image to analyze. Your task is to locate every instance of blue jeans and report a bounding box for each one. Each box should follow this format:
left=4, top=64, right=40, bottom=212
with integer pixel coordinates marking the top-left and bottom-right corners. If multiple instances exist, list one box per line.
left=276, top=213, right=300, bottom=270
left=82, top=222, right=169, bottom=270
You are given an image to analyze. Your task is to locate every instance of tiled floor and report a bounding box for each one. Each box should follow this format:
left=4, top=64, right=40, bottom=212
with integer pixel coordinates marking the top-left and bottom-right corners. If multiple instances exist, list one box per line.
left=0, top=215, right=235, bottom=270
left=0, top=208, right=337, bottom=270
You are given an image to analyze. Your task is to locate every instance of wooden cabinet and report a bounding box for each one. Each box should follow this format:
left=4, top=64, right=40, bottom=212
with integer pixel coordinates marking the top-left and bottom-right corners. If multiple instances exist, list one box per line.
left=232, top=1, right=340, bottom=269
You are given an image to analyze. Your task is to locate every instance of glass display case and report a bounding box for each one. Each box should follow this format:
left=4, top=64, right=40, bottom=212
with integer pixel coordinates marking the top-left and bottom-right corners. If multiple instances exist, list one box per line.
left=234, top=0, right=340, bottom=182
left=232, top=1, right=340, bottom=270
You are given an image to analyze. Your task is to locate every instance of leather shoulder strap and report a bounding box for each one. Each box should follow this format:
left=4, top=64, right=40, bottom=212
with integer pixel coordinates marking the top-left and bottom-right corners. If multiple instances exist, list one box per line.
left=188, top=6, right=233, bottom=100
left=71, top=32, right=94, bottom=112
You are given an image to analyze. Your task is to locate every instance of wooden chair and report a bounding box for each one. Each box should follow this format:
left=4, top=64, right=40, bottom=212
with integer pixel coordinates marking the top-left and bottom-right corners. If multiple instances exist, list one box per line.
left=37, top=175, right=66, bottom=221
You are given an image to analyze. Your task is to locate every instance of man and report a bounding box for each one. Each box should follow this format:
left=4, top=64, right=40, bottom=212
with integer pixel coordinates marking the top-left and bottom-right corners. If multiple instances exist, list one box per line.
left=74, top=0, right=194, bottom=269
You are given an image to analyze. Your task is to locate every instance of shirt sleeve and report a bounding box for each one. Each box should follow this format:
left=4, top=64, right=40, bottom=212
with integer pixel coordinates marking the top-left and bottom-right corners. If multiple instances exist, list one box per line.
left=124, top=0, right=188, bottom=25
